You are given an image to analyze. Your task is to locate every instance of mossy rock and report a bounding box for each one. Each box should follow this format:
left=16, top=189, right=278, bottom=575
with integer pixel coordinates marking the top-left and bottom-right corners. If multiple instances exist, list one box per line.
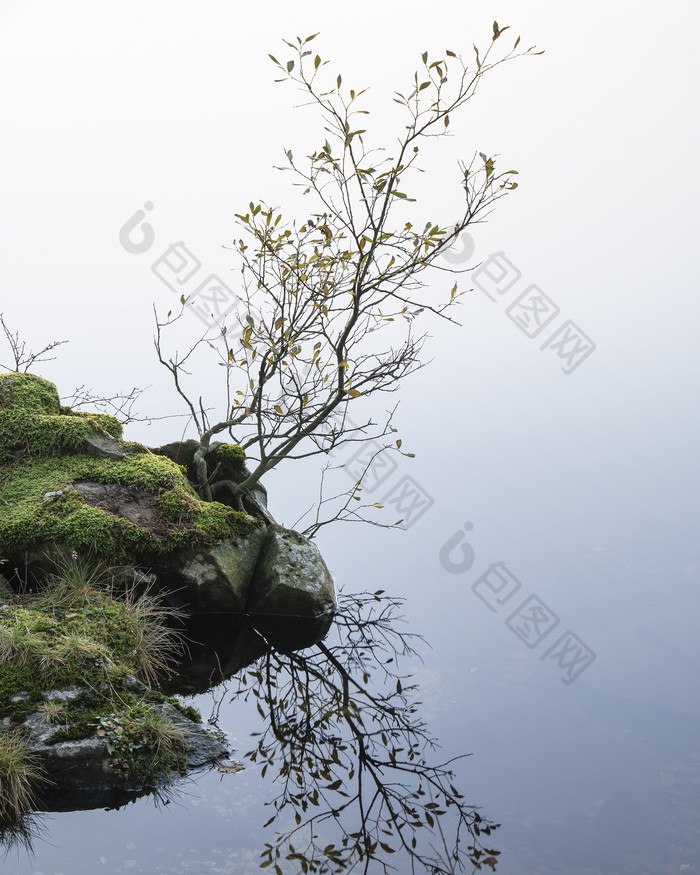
left=0, top=373, right=255, bottom=571
left=152, top=440, right=249, bottom=487
left=0, top=580, right=230, bottom=798
left=0, top=372, right=61, bottom=415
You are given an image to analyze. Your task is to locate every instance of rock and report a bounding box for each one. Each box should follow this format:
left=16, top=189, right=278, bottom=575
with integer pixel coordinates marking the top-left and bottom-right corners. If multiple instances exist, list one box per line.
left=248, top=525, right=337, bottom=651
left=71, top=482, right=163, bottom=530
left=0, top=375, right=337, bottom=630
left=22, top=689, right=230, bottom=791
left=152, top=702, right=230, bottom=770
left=81, top=433, right=126, bottom=460
left=156, top=521, right=267, bottom=613
left=250, top=525, right=337, bottom=616
left=0, top=373, right=257, bottom=577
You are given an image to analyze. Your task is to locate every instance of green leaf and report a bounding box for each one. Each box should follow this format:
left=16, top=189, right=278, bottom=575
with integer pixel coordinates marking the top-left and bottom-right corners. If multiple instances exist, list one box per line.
left=314, top=54, right=321, bottom=69
left=287, top=60, right=294, bottom=72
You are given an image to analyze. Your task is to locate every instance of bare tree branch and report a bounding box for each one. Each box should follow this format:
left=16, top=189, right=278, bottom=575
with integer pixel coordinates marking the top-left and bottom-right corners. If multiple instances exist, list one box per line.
left=0, top=313, right=68, bottom=374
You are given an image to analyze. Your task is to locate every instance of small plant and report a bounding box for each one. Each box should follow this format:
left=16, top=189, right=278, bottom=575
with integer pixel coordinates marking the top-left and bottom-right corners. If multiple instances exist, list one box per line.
left=36, top=699, right=69, bottom=728
left=46, top=551, right=111, bottom=598
left=0, top=730, right=43, bottom=824
left=95, top=706, right=187, bottom=782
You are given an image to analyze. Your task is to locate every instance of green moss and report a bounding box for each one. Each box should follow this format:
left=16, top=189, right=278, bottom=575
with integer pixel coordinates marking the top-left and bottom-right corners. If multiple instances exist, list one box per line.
left=0, top=422, right=254, bottom=566
left=0, top=409, right=108, bottom=465
left=0, top=594, right=145, bottom=722
left=121, top=441, right=150, bottom=454
left=0, top=373, right=60, bottom=414
left=214, top=443, right=246, bottom=465
left=163, top=699, right=201, bottom=723
left=63, top=410, right=124, bottom=439
left=0, top=571, right=195, bottom=785
left=0, top=665, right=46, bottom=723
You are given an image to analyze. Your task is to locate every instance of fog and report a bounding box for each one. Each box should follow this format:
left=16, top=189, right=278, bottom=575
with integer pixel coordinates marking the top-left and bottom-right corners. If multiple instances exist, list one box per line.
left=1, top=1, right=698, bottom=871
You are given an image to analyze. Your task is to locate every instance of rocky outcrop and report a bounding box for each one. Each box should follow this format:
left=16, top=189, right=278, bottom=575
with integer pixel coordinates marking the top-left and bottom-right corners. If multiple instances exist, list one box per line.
left=0, top=372, right=337, bottom=630
left=0, top=371, right=337, bottom=806
left=157, top=523, right=268, bottom=613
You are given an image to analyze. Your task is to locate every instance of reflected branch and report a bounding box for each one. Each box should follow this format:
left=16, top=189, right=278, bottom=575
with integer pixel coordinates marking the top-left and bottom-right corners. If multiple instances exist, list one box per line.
left=230, top=590, right=500, bottom=873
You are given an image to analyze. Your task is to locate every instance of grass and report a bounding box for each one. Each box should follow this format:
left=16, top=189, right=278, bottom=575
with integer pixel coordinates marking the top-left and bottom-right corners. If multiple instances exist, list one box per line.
left=0, top=553, right=199, bottom=819
left=28, top=553, right=186, bottom=687
left=0, top=731, right=43, bottom=825
left=117, top=584, right=186, bottom=687
left=36, top=699, right=69, bottom=728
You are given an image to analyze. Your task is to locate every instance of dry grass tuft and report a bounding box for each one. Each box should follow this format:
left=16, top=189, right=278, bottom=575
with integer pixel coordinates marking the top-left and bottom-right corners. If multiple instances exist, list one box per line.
left=0, top=731, right=43, bottom=824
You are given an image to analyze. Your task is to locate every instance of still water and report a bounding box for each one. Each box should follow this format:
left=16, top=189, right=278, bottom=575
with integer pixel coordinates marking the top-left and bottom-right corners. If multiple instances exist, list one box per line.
left=3, top=509, right=699, bottom=875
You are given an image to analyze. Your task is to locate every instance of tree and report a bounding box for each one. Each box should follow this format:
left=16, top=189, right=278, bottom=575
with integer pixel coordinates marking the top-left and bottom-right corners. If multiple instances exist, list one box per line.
left=155, top=24, right=540, bottom=514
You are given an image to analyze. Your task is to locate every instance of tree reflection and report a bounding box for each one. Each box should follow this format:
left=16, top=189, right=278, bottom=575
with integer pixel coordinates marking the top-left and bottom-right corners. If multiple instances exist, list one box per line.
left=228, top=590, right=500, bottom=874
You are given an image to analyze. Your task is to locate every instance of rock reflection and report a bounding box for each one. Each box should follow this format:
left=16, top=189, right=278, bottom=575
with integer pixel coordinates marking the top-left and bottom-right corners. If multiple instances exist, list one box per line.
left=162, top=608, right=336, bottom=695
left=211, top=590, right=501, bottom=874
